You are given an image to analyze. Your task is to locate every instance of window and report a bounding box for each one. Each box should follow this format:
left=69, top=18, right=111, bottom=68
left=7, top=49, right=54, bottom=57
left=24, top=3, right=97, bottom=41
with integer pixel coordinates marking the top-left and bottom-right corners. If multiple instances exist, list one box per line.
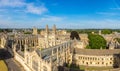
left=102, top=62, right=104, bottom=64
left=110, top=58, right=112, bottom=60
left=43, top=66, right=47, bottom=71
left=86, top=62, right=88, bottom=65
left=90, top=62, right=92, bottom=64
left=110, top=62, right=112, bottom=64
left=83, top=61, right=84, bottom=64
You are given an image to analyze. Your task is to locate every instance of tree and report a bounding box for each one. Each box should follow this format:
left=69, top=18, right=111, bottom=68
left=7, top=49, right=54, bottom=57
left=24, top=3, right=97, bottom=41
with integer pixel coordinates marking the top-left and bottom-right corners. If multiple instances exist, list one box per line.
left=87, top=34, right=106, bottom=49
left=70, top=31, right=80, bottom=40
left=24, top=32, right=32, bottom=34
left=101, top=29, right=112, bottom=34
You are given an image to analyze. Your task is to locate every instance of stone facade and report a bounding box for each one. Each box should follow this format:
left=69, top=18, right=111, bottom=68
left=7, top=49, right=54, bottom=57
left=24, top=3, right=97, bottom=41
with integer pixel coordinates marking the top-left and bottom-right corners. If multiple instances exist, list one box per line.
left=33, top=27, right=38, bottom=35
left=13, top=40, right=73, bottom=71
left=73, top=48, right=120, bottom=67
left=1, top=26, right=120, bottom=71
left=0, top=33, right=7, bottom=48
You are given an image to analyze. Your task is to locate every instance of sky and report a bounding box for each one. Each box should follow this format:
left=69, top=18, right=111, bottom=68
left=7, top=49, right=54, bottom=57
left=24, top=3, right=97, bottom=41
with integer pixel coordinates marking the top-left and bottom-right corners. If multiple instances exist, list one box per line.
left=0, top=0, right=120, bottom=29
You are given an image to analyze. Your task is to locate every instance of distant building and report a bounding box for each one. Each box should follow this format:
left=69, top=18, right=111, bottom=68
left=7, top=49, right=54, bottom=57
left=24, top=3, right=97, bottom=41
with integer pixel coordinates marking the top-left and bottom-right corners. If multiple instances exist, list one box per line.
left=32, top=27, right=38, bottom=35
left=2, top=26, right=120, bottom=71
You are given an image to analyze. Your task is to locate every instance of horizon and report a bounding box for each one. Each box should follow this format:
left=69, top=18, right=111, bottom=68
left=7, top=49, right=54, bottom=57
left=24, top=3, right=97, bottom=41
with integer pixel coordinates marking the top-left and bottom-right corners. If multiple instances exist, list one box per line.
left=0, top=0, right=120, bottom=29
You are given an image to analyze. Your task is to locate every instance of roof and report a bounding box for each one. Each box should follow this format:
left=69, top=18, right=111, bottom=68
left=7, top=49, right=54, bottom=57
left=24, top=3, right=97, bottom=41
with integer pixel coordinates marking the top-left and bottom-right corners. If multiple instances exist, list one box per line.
left=74, top=48, right=120, bottom=55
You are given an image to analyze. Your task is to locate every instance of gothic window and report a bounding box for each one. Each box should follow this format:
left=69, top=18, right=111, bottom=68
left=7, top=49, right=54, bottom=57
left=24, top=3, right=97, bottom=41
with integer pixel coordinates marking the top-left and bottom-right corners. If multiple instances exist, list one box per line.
left=110, top=58, right=112, bottom=60
left=102, top=62, right=104, bottom=64
left=86, top=62, right=88, bottom=65
left=32, top=56, right=38, bottom=71
left=90, top=62, right=92, bottom=64
left=110, top=62, right=112, bottom=64
left=106, top=63, right=108, bottom=66
left=27, top=56, right=29, bottom=64
left=32, top=60, right=38, bottom=71
left=98, top=62, right=99, bottom=64
left=88, top=57, right=89, bottom=60
left=82, top=61, right=84, bottom=64
left=43, top=66, right=47, bottom=71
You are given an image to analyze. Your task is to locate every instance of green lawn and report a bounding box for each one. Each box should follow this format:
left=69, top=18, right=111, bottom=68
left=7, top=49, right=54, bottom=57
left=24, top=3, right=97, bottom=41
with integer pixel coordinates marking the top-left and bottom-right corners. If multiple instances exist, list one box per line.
left=80, top=65, right=113, bottom=70
left=0, top=60, right=8, bottom=71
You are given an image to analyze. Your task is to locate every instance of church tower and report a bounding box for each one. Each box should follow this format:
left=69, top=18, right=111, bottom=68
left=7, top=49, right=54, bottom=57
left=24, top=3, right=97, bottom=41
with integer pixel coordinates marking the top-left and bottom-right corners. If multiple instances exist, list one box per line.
left=52, top=24, right=56, bottom=46
left=46, top=24, right=49, bottom=35
left=45, top=25, right=49, bottom=48
left=52, top=24, right=56, bottom=34
left=32, top=27, right=38, bottom=35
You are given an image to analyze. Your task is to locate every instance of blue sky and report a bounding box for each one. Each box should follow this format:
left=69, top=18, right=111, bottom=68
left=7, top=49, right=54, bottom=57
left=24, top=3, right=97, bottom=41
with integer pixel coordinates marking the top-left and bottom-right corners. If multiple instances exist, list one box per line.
left=0, top=0, right=120, bottom=29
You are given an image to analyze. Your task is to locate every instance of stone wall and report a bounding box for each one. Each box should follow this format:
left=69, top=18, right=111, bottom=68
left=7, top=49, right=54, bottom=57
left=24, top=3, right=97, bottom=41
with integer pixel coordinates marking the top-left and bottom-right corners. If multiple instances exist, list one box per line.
left=14, top=52, right=32, bottom=71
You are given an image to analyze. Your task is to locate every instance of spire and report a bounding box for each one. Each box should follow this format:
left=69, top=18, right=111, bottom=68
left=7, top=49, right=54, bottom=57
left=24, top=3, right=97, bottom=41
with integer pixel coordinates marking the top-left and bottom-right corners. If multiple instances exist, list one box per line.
left=46, top=24, right=49, bottom=34
left=52, top=24, right=56, bottom=34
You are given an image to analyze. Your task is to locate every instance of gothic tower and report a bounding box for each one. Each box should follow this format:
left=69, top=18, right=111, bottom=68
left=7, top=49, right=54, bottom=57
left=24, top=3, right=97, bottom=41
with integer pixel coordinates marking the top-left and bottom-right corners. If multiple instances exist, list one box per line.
left=46, top=24, right=49, bottom=35
left=33, top=27, right=38, bottom=35
left=52, top=24, right=56, bottom=46
left=52, top=24, right=56, bottom=34
left=45, top=25, right=49, bottom=48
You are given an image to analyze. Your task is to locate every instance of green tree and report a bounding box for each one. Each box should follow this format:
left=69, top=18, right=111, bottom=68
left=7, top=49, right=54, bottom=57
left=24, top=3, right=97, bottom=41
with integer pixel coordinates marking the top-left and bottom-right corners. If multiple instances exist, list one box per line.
left=24, top=32, right=32, bottom=34
left=101, top=29, right=112, bottom=34
left=87, top=34, right=106, bottom=49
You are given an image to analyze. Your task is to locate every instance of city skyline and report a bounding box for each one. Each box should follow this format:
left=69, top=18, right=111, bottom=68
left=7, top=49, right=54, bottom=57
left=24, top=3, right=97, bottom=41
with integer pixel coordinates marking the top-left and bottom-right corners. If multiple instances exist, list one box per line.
left=0, top=0, right=120, bottom=29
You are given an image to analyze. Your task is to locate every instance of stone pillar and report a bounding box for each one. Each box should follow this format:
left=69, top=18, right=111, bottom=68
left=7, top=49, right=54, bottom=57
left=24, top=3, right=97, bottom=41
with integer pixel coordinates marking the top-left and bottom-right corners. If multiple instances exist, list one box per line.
left=13, top=43, right=16, bottom=54
left=19, top=40, right=21, bottom=51
left=52, top=49, right=54, bottom=56
left=57, top=48, right=59, bottom=66
left=50, top=56, right=52, bottom=71
left=63, top=45, right=65, bottom=64
left=24, top=44, right=27, bottom=63
left=30, top=56, right=33, bottom=68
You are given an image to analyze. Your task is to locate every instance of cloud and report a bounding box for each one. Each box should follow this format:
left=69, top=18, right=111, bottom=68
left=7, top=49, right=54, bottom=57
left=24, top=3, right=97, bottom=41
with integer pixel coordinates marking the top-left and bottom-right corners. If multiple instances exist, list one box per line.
left=0, top=0, right=48, bottom=15
left=0, top=0, right=25, bottom=7
left=110, top=8, right=120, bottom=10
left=26, top=3, right=48, bottom=15
left=97, top=12, right=119, bottom=16
left=56, top=19, right=120, bottom=29
left=40, top=16, right=63, bottom=22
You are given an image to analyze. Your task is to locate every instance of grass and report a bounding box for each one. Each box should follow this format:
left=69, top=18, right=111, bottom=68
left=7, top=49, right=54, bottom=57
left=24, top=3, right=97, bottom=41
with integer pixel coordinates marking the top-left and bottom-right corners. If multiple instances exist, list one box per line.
left=0, top=60, right=8, bottom=71
left=79, top=65, right=113, bottom=70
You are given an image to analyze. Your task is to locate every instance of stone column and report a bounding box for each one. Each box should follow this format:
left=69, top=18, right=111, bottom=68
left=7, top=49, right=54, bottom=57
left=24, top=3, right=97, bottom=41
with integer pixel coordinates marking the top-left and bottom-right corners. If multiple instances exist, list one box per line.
left=19, top=40, right=21, bottom=51
left=57, top=48, right=59, bottom=66
left=52, top=49, right=54, bottom=56
left=24, top=44, right=27, bottom=63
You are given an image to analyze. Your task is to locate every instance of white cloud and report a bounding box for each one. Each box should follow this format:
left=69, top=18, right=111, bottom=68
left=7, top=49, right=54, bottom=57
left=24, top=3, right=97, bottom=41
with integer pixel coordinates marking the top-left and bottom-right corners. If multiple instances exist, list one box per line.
left=55, top=19, right=120, bottom=29
left=0, top=0, right=25, bottom=7
left=97, top=12, right=119, bottom=16
left=26, top=3, right=48, bottom=15
left=110, top=8, right=120, bottom=10
left=0, top=0, right=48, bottom=15
left=40, top=16, right=63, bottom=22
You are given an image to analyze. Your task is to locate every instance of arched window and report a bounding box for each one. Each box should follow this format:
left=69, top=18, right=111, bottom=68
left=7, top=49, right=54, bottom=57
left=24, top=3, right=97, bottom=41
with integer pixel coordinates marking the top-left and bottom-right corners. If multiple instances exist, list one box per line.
left=110, top=62, right=112, bottom=64
left=110, top=58, right=112, bottom=60
left=102, top=62, right=104, bottom=64
left=43, top=66, right=47, bottom=71
left=86, top=62, right=88, bottom=65
left=82, top=61, right=84, bottom=64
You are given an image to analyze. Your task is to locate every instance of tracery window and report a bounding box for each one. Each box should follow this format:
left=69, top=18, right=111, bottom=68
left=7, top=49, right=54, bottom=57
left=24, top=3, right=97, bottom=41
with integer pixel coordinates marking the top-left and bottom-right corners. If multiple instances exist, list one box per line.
left=43, top=66, right=47, bottom=71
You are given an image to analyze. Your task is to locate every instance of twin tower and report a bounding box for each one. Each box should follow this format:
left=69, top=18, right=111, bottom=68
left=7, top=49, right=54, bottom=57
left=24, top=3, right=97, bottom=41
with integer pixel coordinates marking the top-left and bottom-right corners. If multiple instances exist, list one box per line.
left=33, top=25, right=57, bottom=35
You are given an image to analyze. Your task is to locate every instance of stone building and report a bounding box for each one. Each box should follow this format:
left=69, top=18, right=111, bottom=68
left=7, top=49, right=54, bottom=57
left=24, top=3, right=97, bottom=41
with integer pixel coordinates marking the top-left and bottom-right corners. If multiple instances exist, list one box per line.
left=0, top=33, right=7, bottom=48
left=4, top=26, right=120, bottom=71
left=73, top=48, right=120, bottom=67
left=33, top=27, right=38, bottom=35
left=13, top=40, right=73, bottom=71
